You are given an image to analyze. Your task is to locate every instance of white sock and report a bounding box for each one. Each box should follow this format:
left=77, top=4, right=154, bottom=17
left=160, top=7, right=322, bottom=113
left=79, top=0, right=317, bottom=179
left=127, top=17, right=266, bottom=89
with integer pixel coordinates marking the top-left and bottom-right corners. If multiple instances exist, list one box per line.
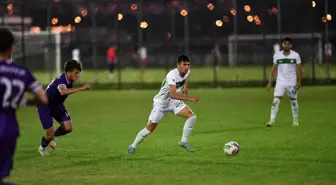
left=270, top=98, right=280, bottom=123
left=131, top=128, right=151, bottom=148
left=181, top=115, right=197, bottom=142
left=290, top=99, right=299, bottom=121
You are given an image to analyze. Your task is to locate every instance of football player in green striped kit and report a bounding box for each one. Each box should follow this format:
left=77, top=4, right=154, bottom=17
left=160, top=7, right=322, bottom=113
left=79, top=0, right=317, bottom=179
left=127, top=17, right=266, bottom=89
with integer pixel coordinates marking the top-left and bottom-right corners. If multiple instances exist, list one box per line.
left=266, top=37, right=303, bottom=127
left=127, top=55, right=200, bottom=155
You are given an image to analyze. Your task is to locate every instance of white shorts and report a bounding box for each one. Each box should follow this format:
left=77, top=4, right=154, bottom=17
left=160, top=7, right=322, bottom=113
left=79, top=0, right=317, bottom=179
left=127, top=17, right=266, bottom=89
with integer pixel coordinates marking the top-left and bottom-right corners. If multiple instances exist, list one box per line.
left=148, top=99, right=190, bottom=123
left=274, top=83, right=298, bottom=99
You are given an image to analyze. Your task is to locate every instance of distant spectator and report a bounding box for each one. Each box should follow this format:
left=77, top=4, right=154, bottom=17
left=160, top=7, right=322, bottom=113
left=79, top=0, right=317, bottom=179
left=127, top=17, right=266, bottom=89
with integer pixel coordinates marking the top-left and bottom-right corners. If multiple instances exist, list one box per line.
left=138, top=45, right=147, bottom=69
left=106, top=44, right=117, bottom=79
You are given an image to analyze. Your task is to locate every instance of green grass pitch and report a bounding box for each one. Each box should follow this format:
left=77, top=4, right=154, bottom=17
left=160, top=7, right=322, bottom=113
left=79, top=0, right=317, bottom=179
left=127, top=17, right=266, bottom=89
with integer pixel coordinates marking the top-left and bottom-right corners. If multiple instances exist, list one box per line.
left=8, top=86, right=336, bottom=185
left=33, top=65, right=335, bottom=84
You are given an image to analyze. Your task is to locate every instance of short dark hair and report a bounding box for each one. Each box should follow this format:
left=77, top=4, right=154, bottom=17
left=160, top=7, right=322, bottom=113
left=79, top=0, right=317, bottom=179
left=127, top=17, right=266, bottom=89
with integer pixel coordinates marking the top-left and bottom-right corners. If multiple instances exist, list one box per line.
left=177, top=54, right=190, bottom=64
left=64, top=60, right=82, bottom=72
left=282, top=37, right=292, bottom=44
left=0, top=27, right=15, bottom=53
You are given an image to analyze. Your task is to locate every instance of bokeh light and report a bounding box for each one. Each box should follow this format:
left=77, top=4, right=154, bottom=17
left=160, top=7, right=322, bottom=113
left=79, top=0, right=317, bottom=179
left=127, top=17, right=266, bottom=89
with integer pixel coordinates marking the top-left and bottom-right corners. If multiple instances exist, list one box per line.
left=52, top=17, right=58, bottom=25
left=131, top=3, right=138, bottom=11
left=326, top=14, right=332, bottom=21
left=74, top=16, right=81, bottom=24
left=7, top=4, right=13, bottom=11
left=247, top=15, right=253, bottom=22
left=207, top=3, right=214, bottom=11
left=117, top=13, right=123, bottom=21
left=230, top=8, right=237, bottom=16
left=140, top=21, right=148, bottom=29
left=223, top=16, right=230, bottom=22
left=180, top=9, right=188, bottom=16
left=215, top=20, right=223, bottom=27
left=81, top=9, right=88, bottom=17
left=244, top=5, right=251, bottom=12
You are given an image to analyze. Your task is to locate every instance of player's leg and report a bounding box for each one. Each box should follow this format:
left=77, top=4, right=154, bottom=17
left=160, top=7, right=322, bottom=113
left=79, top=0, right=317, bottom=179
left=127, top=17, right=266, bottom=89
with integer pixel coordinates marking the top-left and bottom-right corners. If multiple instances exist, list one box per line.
left=266, top=83, right=285, bottom=127
left=55, top=120, right=72, bottom=137
left=173, top=101, right=197, bottom=152
left=54, top=104, right=72, bottom=137
left=0, top=139, right=18, bottom=185
left=107, top=62, right=114, bottom=79
left=127, top=104, right=167, bottom=155
left=287, top=86, right=299, bottom=126
left=37, top=105, right=55, bottom=156
left=50, top=105, right=72, bottom=149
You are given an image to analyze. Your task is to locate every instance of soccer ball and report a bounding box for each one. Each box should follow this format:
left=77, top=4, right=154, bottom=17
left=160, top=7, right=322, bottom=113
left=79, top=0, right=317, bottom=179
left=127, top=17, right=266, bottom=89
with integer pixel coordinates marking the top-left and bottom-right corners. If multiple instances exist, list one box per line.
left=223, top=141, right=240, bottom=156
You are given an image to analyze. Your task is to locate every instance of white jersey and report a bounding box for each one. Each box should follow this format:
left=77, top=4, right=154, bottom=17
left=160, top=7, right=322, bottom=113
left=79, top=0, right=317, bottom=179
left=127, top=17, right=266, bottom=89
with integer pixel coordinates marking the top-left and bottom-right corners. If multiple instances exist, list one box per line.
left=72, top=49, right=80, bottom=62
left=153, top=68, right=190, bottom=104
left=273, top=50, right=301, bottom=86
left=138, top=47, right=147, bottom=59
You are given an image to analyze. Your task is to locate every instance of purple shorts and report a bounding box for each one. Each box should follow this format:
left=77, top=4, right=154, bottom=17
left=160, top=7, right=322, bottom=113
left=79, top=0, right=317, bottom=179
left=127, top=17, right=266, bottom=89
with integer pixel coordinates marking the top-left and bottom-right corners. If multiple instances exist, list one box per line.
left=37, top=104, right=71, bottom=129
left=0, top=138, right=17, bottom=179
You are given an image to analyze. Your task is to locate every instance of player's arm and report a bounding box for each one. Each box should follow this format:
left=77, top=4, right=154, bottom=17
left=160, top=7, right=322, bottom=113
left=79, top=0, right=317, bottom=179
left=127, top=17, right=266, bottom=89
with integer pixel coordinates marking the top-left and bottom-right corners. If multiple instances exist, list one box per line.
left=266, top=55, right=278, bottom=92
left=268, top=54, right=278, bottom=84
left=26, top=73, right=48, bottom=105
left=169, top=85, right=198, bottom=102
left=58, top=84, right=91, bottom=96
left=296, top=54, right=303, bottom=88
left=268, top=64, right=278, bottom=84
left=34, top=89, right=48, bottom=104
left=182, top=81, right=188, bottom=96
left=166, top=74, right=199, bottom=102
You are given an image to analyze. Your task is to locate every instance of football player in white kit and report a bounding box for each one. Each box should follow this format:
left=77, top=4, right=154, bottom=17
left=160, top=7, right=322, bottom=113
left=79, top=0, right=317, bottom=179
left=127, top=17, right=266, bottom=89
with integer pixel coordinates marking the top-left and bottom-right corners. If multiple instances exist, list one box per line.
left=127, top=55, right=200, bottom=154
left=266, top=37, right=303, bottom=127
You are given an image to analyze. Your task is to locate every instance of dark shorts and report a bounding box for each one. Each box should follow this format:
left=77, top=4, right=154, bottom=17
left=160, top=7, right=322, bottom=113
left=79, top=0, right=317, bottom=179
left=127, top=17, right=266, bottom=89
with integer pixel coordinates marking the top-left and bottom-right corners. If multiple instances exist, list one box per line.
left=107, top=62, right=115, bottom=72
left=37, top=104, right=71, bottom=129
left=0, top=138, right=17, bottom=179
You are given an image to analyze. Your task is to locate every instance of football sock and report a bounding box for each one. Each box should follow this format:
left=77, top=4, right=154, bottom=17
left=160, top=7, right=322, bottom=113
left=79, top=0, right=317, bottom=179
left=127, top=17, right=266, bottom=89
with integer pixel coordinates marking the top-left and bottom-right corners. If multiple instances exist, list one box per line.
left=40, top=136, right=52, bottom=148
left=290, top=99, right=299, bottom=121
left=181, top=115, right=197, bottom=142
left=270, top=98, right=280, bottom=123
left=54, top=126, right=69, bottom=137
left=131, top=128, right=151, bottom=148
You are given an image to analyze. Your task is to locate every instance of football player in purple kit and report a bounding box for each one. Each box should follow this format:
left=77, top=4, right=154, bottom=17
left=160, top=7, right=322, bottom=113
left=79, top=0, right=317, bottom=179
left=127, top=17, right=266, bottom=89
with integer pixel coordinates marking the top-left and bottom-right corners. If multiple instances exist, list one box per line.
left=0, top=28, right=48, bottom=185
left=38, top=59, right=91, bottom=156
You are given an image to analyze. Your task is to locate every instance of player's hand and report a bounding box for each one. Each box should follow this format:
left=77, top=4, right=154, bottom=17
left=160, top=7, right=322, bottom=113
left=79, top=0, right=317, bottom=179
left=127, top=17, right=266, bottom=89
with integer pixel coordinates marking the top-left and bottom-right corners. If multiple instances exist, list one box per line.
left=189, top=96, right=200, bottom=103
left=81, top=84, right=92, bottom=90
left=266, top=82, right=272, bottom=92
left=296, top=82, right=302, bottom=89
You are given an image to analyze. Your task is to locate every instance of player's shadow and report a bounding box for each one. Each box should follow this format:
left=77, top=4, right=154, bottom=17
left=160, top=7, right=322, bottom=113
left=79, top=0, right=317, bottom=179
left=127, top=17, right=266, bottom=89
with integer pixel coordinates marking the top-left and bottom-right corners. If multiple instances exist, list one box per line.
left=195, top=126, right=265, bottom=135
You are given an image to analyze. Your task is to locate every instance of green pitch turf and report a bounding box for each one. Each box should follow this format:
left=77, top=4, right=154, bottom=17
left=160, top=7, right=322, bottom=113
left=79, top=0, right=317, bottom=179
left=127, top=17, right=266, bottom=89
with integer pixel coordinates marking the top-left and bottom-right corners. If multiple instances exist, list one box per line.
left=33, top=65, right=335, bottom=85
left=8, top=86, right=336, bottom=184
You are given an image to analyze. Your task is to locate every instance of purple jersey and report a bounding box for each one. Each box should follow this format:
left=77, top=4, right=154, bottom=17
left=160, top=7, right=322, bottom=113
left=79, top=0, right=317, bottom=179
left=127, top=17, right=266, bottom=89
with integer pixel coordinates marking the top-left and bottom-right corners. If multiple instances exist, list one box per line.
left=46, top=73, right=73, bottom=104
left=0, top=60, right=42, bottom=139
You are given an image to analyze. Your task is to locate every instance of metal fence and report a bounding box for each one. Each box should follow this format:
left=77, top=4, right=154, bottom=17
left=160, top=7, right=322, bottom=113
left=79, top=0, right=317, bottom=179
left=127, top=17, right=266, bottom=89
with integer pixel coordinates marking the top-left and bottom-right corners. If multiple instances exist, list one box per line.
left=1, top=0, right=335, bottom=88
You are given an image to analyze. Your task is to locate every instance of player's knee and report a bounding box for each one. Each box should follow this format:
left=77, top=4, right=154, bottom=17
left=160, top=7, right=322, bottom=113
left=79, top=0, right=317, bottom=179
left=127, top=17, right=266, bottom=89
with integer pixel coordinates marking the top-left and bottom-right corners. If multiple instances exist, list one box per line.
left=188, top=114, right=196, bottom=120
left=62, top=121, right=72, bottom=133
left=272, top=98, right=280, bottom=107
left=273, top=97, right=281, bottom=104
left=63, top=125, right=72, bottom=133
left=146, top=122, right=157, bottom=132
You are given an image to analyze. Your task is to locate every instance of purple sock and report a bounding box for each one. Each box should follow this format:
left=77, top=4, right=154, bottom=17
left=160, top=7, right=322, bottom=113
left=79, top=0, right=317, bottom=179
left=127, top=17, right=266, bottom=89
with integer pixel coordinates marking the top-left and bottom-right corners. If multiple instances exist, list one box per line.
left=54, top=126, right=68, bottom=137
left=40, top=136, right=51, bottom=148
